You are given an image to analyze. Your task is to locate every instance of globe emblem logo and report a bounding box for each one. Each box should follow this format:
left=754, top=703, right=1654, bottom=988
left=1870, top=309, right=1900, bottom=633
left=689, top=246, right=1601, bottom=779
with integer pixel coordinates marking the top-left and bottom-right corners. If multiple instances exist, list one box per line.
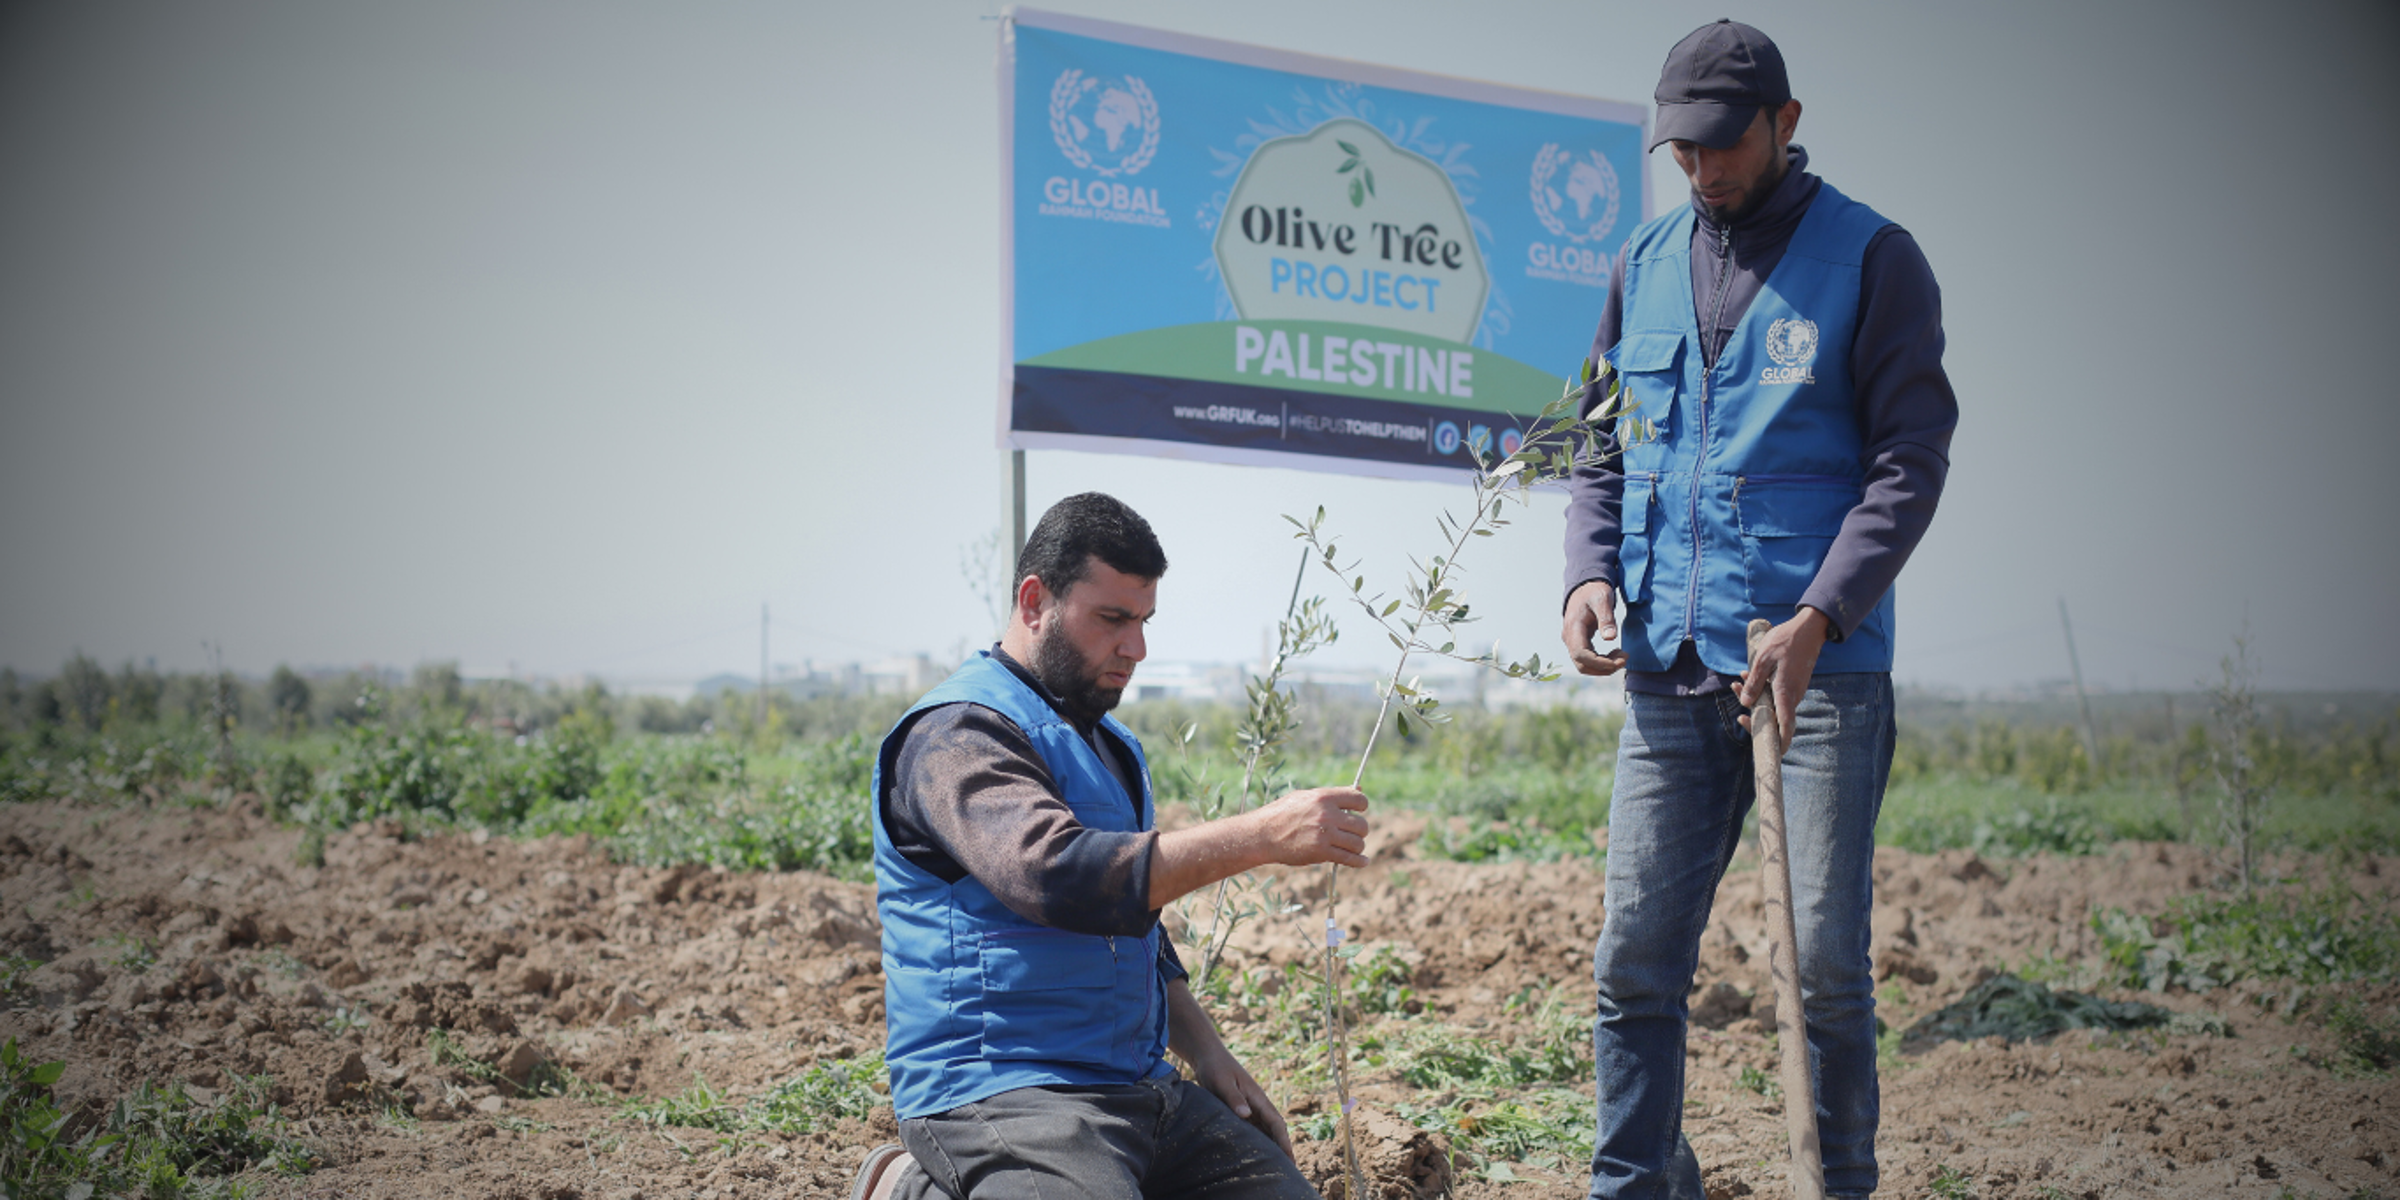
left=1530, top=145, right=1621, bottom=245
left=1049, top=70, right=1160, bottom=178
left=1765, top=317, right=1820, bottom=368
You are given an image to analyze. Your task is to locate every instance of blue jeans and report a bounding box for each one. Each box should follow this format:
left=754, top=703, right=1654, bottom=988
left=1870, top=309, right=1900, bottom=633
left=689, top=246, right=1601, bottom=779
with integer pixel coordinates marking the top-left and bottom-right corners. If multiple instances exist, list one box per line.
left=1588, top=675, right=1893, bottom=1200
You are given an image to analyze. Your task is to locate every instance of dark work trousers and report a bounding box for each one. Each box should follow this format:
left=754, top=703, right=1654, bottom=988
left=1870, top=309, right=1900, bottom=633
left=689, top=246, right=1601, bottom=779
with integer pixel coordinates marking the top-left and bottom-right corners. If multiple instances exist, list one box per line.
left=888, top=1078, right=1319, bottom=1200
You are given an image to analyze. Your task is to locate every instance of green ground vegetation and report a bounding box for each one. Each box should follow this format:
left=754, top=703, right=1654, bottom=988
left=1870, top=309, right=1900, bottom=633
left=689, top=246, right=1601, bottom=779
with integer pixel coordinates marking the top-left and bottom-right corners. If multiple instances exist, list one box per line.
left=421, top=1026, right=887, bottom=1148
left=1, top=653, right=2394, bottom=878
left=0, top=1038, right=316, bottom=1199
left=3, top=655, right=2397, bottom=1172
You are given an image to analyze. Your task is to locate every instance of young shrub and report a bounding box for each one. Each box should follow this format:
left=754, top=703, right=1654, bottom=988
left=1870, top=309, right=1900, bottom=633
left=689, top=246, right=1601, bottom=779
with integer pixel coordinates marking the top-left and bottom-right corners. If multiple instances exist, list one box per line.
left=1284, top=360, right=1645, bottom=1196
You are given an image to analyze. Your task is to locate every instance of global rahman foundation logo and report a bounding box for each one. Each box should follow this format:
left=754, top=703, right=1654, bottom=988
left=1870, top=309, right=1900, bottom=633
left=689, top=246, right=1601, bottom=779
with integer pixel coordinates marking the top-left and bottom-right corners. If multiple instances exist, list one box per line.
left=1762, top=317, right=1819, bottom=385
left=1525, top=144, right=1620, bottom=288
left=1042, top=69, right=1168, bottom=227
left=1049, top=70, right=1159, bottom=176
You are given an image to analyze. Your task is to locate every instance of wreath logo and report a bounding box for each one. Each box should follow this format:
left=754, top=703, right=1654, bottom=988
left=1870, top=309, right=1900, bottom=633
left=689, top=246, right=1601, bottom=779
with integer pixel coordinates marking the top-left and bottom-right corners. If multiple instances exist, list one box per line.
left=1765, top=317, right=1820, bottom=368
left=1529, top=145, right=1621, bottom=245
left=1049, top=69, right=1160, bottom=178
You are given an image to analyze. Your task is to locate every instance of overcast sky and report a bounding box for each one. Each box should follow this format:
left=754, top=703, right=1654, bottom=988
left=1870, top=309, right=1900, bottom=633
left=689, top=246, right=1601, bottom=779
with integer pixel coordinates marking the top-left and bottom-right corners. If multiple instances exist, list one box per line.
left=3, top=0, right=2394, bottom=695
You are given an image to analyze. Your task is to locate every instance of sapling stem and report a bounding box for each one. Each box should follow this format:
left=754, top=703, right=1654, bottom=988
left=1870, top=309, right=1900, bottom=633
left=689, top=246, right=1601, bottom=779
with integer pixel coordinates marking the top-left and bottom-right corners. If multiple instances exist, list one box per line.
left=1191, top=546, right=1321, bottom=991
left=1288, top=361, right=1640, bottom=1198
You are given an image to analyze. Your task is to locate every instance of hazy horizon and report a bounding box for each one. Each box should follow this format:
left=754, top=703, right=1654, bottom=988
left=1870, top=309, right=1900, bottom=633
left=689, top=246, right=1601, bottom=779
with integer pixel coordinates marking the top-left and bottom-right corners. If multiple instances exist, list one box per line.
left=5, top=0, right=2394, bottom=697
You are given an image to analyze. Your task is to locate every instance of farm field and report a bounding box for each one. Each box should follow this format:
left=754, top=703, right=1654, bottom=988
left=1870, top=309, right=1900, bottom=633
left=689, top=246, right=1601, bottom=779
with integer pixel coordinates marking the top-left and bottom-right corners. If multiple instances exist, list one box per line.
left=0, top=666, right=2395, bottom=1198
left=0, top=795, right=2394, bottom=1199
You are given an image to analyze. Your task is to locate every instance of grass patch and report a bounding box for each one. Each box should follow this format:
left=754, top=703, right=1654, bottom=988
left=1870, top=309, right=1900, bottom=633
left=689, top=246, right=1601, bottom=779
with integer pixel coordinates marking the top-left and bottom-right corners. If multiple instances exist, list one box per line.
left=424, top=1029, right=886, bottom=1132
left=1379, top=1000, right=1588, bottom=1092
left=1354, top=996, right=1595, bottom=1176
left=1880, top=774, right=2400, bottom=858
left=619, top=1076, right=743, bottom=1133
left=614, top=1053, right=887, bottom=1136
left=2304, top=998, right=2400, bottom=1078
left=2093, top=884, right=2400, bottom=992
left=424, top=1029, right=504, bottom=1086
left=102, top=934, right=157, bottom=976
left=743, top=1053, right=886, bottom=1133
left=0, top=1039, right=316, bottom=1199
left=1390, top=1088, right=1592, bottom=1181
left=1928, top=1163, right=1977, bottom=1198
left=1879, top=778, right=2175, bottom=857
left=0, top=955, right=40, bottom=1005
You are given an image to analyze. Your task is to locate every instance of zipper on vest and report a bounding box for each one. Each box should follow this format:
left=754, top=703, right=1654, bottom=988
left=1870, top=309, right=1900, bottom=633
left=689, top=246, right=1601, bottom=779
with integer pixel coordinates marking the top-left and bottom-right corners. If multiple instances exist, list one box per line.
left=1687, top=222, right=1735, bottom=642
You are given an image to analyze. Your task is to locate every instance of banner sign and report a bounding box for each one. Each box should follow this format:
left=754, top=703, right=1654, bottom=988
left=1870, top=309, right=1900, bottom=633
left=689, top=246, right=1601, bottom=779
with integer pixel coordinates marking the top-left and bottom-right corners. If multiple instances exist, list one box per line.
left=1002, top=8, right=1649, bottom=480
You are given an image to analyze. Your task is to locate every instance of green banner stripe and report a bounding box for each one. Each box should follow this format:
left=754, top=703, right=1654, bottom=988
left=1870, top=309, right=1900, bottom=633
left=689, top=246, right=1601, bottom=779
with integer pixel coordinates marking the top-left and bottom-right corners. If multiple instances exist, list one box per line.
left=1021, top=321, right=1569, bottom=416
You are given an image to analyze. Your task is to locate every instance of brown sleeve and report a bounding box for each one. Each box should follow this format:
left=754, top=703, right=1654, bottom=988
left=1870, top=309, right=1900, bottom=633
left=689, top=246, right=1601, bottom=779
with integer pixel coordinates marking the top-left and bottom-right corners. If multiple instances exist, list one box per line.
left=886, top=703, right=1159, bottom=937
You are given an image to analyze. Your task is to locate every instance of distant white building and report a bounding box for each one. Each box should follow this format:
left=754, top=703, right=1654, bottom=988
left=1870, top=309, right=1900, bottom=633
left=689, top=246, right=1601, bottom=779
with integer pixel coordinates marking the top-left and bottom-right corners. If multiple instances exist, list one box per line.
left=861, top=655, right=947, bottom=696
left=1124, top=661, right=1243, bottom=704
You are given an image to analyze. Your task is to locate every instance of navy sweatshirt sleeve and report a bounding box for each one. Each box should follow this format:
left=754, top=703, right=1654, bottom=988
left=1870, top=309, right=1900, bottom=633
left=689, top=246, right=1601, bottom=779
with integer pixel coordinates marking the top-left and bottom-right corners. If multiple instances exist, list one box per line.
left=1560, top=243, right=1634, bottom=603
left=886, top=702, right=1160, bottom=938
left=1561, top=218, right=1956, bottom=643
left=1798, top=227, right=1957, bottom=636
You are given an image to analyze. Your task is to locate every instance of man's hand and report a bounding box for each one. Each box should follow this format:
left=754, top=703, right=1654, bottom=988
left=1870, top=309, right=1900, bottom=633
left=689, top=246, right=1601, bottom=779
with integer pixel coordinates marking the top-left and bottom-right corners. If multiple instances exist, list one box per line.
left=1148, top=787, right=1368, bottom=908
left=1245, top=787, right=1369, bottom=869
left=1166, top=980, right=1295, bottom=1160
left=1191, top=1046, right=1294, bottom=1159
left=1737, top=607, right=1830, bottom=754
left=1563, top=580, right=1627, bottom=676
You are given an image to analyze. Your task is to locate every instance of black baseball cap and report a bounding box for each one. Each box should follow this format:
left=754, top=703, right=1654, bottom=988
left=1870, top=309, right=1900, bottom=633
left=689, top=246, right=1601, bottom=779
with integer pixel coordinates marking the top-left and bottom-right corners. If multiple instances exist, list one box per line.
left=1649, top=19, right=1790, bottom=151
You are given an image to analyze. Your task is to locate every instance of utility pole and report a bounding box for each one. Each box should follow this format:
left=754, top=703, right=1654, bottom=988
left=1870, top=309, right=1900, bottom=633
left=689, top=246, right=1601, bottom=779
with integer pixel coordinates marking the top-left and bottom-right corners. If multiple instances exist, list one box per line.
left=205, top=640, right=235, bottom=787
left=1009, top=449, right=1028, bottom=564
left=756, top=602, right=769, bottom=734
left=2165, top=693, right=2192, bottom=840
left=2057, top=597, right=2102, bottom=771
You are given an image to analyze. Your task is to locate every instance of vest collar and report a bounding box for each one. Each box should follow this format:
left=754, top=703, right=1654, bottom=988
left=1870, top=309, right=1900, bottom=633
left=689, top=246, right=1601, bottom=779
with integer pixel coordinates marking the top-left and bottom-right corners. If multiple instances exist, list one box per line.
left=986, top=644, right=1105, bottom=737
left=1690, top=144, right=1820, bottom=253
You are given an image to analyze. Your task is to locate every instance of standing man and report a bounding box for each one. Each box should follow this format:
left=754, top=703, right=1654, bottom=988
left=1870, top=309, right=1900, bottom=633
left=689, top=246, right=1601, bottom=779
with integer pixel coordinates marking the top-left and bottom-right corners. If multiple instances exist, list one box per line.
left=1559, top=20, right=1957, bottom=1200
left=852, top=492, right=1365, bottom=1200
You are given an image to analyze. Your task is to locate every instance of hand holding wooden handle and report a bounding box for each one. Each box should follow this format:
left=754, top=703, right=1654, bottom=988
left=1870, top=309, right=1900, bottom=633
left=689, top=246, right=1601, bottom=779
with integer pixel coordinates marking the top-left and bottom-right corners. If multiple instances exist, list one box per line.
left=1747, top=618, right=1825, bottom=1200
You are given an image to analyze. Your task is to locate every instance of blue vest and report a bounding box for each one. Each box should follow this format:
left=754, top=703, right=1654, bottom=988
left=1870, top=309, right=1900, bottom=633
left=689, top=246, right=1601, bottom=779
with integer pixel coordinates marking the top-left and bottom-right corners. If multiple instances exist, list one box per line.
left=870, top=652, right=1173, bottom=1119
left=1608, top=181, right=1896, bottom=675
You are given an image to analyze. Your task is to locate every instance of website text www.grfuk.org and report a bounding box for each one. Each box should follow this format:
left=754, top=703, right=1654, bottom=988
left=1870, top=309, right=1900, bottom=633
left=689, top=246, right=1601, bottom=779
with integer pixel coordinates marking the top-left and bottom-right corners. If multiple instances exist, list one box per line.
left=1170, top=404, right=1282, bottom=428
left=1169, top=403, right=1429, bottom=445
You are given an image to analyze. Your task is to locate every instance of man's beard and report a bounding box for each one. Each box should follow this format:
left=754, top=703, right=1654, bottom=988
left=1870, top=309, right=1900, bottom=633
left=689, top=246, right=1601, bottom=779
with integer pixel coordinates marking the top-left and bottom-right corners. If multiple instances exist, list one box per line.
left=1032, top=627, right=1124, bottom=725
left=1695, top=152, right=1788, bottom=225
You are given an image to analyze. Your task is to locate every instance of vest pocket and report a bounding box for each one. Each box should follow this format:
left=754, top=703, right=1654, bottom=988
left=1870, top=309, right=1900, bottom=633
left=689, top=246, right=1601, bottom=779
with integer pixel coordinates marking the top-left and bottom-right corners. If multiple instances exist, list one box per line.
left=1619, top=477, right=1656, bottom=604
left=1734, top=477, right=1859, bottom=606
left=1609, top=330, right=1684, bottom=437
left=977, top=929, right=1117, bottom=1067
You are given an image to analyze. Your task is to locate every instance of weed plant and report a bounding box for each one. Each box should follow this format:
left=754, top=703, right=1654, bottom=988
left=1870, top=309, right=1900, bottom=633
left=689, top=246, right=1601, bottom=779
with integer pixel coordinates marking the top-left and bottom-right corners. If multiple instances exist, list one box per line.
left=611, top=1053, right=887, bottom=1136
left=2309, top=997, right=2400, bottom=1077
left=2092, top=884, right=2400, bottom=992
left=427, top=1028, right=887, bottom=1135
left=0, top=1040, right=315, bottom=1199
left=0, top=956, right=38, bottom=1006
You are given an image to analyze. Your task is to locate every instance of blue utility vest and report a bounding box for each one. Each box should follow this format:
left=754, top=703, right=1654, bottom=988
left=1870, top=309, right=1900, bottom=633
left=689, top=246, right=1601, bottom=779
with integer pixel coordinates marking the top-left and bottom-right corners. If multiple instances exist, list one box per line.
left=1608, top=181, right=1896, bottom=675
left=870, top=652, right=1173, bottom=1119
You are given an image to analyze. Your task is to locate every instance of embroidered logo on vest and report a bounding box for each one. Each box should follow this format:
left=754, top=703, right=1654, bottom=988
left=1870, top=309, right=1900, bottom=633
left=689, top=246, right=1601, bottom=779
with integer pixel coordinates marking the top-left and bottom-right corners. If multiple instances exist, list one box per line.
left=1762, top=317, right=1819, bottom=385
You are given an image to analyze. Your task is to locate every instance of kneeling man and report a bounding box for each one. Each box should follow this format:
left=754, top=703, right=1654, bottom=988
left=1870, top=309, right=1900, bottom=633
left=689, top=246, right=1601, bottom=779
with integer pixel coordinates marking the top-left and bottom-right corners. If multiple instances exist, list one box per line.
left=853, top=492, right=1367, bottom=1200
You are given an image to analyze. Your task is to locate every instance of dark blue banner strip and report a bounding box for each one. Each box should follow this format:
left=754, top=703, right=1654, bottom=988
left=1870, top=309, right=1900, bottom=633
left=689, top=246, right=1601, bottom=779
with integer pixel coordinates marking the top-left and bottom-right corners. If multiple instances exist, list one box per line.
left=1011, top=366, right=1546, bottom=469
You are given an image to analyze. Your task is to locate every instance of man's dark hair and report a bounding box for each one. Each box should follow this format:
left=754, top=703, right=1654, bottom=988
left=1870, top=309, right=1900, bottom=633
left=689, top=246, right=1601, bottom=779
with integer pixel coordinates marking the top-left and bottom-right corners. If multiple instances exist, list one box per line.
left=1015, top=492, right=1168, bottom=598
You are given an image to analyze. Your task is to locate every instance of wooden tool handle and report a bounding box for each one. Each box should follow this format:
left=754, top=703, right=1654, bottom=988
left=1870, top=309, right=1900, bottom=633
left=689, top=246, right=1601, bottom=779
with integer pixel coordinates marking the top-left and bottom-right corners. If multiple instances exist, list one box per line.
left=1746, top=618, right=1826, bottom=1200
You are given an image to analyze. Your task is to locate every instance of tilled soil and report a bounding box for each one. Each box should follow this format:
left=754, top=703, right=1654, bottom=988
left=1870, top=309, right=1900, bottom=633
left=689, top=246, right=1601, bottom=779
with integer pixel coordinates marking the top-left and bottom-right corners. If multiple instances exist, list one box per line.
left=0, top=797, right=2392, bottom=1199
